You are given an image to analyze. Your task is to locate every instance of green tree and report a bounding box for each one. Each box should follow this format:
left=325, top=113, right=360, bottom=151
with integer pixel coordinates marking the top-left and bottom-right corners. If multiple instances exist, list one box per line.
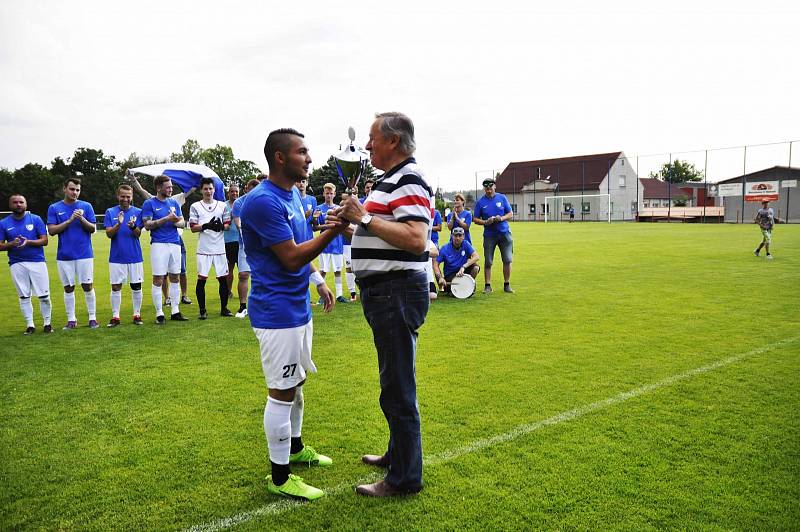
left=170, top=139, right=204, bottom=164
left=170, top=139, right=262, bottom=190
left=649, top=159, right=704, bottom=183
left=66, top=148, right=121, bottom=214
left=10, top=163, right=62, bottom=216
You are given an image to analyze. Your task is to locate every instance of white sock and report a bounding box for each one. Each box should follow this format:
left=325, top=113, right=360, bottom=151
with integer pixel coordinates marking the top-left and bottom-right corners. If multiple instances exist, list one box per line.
left=335, top=276, right=342, bottom=298
left=132, top=289, right=143, bottom=316
left=264, top=397, right=293, bottom=465
left=64, top=291, right=76, bottom=322
left=290, top=387, right=304, bottom=439
left=346, top=272, right=356, bottom=294
left=84, top=289, right=96, bottom=321
left=19, top=297, right=34, bottom=327
left=152, top=284, right=163, bottom=316
left=38, top=296, right=52, bottom=326
left=169, top=282, right=181, bottom=314
left=111, top=290, right=122, bottom=319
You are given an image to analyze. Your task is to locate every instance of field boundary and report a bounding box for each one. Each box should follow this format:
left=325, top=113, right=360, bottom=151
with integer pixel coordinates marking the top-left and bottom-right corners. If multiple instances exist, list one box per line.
left=186, top=333, right=799, bottom=531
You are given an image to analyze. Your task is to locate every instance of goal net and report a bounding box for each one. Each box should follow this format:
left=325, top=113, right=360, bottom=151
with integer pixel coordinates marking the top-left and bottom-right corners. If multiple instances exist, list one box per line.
left=544, top=194, right=611, bottom=223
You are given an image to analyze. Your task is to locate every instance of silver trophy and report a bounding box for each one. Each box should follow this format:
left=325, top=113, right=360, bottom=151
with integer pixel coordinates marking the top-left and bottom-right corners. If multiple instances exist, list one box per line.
left=333, top=127, right=369, bottom=195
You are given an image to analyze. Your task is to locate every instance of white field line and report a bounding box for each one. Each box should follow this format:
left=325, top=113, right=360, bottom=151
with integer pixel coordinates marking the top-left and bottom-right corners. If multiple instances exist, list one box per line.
left=185, top=335, right=799, bottom=532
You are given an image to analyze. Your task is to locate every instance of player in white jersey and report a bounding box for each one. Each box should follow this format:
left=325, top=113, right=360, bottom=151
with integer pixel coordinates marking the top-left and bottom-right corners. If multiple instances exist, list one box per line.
left=189, top=178, right=233, bottom=319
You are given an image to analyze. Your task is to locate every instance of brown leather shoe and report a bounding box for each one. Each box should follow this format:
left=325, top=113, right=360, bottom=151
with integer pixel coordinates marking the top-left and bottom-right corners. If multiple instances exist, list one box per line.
left=361, top=454, right=389, bottom=468
left=355, top=480, right=421, bottom=497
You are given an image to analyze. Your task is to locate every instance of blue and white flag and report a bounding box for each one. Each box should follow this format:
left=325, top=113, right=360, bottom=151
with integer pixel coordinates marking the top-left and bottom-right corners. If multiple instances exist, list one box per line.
left=130, top=163, right=226, bottom=201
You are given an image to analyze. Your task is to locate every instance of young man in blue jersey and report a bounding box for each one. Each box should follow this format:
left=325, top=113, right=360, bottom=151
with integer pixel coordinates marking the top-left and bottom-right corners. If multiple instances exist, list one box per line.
left=474, top=177, right=514, bottom=294
left=47, top=177, right=99, bottom=329
left=314, top=183, right=348, bottom=303
left=104, top=184, right=145, bottom=326
left=432, top=227, right=480, bottom=293
left=141, top=175, right=189, bottom=324
left=1, top=194, right=53, bottom=334
left=241, top=128, right=347, bottom=501
left=231, top=178, right=261, bottom=318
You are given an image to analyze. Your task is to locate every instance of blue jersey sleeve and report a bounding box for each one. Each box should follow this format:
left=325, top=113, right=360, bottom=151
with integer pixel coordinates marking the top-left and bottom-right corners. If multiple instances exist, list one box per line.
left=46, top=204, right=57, bottom=225
left=141, top=200, right=153, bottom=221
left=104, top=208, right=115, bottom=229
left=253, top=195, right=294, bottom=248
left=83, top=202, right=97, bottom=223
left=33, top=215, right=46, bottom=237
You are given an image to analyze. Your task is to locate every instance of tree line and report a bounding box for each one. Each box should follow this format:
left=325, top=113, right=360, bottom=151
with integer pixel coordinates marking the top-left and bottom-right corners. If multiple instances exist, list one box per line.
left=0, top=140, right=262, bottom=217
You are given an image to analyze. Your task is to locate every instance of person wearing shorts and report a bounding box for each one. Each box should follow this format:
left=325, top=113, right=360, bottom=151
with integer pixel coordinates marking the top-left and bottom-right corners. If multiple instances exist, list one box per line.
left=1, top=194, right=53, bottom=334
left=231, top=178, right=260, bottom=317
left=189, top=177, right=233, bottom=319
left=315, top=183, right=347, bottom=303
left=141, top=175, right=189, bottom=324
left=104, top=184, right=145, bottom=327
left=433, top=227, right=480, bottom=293
left=223, top=183, right=240, bottom=298
left=754, top=199, right=779, bottom=259
left=47, top=177, right=98, bottom=329
left=474, top=177, right=514, bottom=294
left=241, top=128, right=346, bottom=501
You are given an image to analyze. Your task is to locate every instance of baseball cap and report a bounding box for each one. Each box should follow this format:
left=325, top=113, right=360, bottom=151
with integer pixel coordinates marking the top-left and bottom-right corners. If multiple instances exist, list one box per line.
left=482, top=178, right=496, bottom=187
left=452, top=227, right=465, bottom=235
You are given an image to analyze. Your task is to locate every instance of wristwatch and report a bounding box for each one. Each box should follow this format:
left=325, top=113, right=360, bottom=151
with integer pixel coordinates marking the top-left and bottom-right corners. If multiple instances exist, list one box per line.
left=360, top=213, right=373, bottom=230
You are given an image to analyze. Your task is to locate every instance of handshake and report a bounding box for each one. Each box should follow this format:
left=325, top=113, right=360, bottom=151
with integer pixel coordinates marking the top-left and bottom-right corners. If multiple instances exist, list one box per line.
left=202, top=217, right=225, bottom=232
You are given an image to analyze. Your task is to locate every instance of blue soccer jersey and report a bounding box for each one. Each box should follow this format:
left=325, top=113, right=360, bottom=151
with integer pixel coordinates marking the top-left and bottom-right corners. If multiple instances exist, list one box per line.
left=241, top=180, right=313, bottom=329
left=474, top=193, right=512, bottom=237
left=104, top=206, right=143, bottom=264
left=437, top=240, right=476, bottom=278
left=47, top=200, right=96, bottom=260
left=431, top=210, right=442, bottom=246
left=232, top=194, right=247, bottom=245
left=1, top=212, right=47, bottom=265
left=317, top=203, right=343, bottom=254
left=141, top=197, right=182, bottom=244
left=300, top=194, right=317, bottom=230
left=446, top=210, right=473, bottom=244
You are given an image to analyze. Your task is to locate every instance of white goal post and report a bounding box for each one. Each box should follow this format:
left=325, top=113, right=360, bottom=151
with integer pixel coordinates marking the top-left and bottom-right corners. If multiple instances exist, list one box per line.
left=544, top=194, right=611, bottom=223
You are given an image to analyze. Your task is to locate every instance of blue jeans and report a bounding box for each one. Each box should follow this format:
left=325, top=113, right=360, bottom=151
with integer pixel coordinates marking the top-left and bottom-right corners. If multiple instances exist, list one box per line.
left=360, top=271, right=429, bottom=491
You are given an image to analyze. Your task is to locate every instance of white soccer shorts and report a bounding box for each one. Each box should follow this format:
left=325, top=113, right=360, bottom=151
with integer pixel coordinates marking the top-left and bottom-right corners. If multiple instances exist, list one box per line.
left=253, top=321, right=317, bottom=390
left=57, top=258, right=94, bottom=286
left=109, top=262, right=144, bottom=285
left=196, top=254, right=229, bottom=278
left=343, top=245, right=352, bottom=269
left=150, top=243, right=182, bottom=276
left=319, top=253, right=343, bottom=273
left=10, top=262, right=50, bottom=298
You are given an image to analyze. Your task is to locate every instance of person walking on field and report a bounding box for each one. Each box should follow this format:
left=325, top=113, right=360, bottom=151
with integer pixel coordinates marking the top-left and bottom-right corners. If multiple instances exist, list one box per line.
left=754, top=199, right=780, bottom=259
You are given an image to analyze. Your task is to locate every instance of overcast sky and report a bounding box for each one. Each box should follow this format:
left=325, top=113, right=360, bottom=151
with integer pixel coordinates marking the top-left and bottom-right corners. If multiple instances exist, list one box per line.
left=1, top=1, right=798, bottom=189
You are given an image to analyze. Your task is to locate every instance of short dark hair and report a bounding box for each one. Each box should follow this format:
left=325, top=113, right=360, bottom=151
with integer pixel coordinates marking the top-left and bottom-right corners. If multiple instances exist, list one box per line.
left=200, top=177, right=215, bottom=188
left=263, top=128, right=304, bottom=171
left=153, top=175, right=171, bottom=190
left=8, top=193, right=25, bottom=205
left=64, top=177, right=81, bottom=187
left=245, top=179, right=260, bottom=191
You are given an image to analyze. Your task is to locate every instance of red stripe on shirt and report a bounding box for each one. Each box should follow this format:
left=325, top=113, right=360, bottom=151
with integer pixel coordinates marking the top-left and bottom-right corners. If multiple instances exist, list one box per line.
left=387, top=194, right=431, bottom=210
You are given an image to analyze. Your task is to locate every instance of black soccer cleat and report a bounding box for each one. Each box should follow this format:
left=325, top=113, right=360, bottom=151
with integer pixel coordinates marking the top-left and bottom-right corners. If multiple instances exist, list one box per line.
left=170, top=312, right=189, bottom=322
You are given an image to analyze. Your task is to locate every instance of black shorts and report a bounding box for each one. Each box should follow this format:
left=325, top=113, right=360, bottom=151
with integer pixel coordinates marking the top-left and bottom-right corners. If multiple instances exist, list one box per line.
left=225, top=241, right=239, bottom=267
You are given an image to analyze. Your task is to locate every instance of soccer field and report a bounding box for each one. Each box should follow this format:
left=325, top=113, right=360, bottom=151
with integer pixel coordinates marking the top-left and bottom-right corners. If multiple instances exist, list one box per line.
left=1, top=222, right=798, bottom=530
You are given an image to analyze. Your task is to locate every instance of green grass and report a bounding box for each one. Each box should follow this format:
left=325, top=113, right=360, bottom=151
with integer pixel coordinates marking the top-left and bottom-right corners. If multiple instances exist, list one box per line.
left=1, top=222, right=799, bottom=530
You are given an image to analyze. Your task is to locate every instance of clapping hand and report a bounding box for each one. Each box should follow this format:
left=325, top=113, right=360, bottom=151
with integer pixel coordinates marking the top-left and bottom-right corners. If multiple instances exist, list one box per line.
left=14, top=236, right=27, bottom=248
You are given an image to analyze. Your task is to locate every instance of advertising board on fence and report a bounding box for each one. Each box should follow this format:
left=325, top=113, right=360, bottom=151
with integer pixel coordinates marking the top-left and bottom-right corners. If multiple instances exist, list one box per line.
left=744, top=181, right=779, bottom=202
left=717, top=183, right=742, bottom=197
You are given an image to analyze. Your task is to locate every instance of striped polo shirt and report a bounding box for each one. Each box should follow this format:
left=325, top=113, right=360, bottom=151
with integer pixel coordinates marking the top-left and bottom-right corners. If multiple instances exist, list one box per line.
left=351, top=157, right=434, bottom=278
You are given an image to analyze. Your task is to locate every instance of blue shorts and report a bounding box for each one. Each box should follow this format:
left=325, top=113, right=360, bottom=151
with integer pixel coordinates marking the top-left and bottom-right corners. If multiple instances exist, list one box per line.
left=483, top=231, right=513, bottom=266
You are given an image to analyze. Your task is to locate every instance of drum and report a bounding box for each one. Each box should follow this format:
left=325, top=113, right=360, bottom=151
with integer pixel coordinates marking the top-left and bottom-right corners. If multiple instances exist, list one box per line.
left=450, top=275, right=475, bottom=299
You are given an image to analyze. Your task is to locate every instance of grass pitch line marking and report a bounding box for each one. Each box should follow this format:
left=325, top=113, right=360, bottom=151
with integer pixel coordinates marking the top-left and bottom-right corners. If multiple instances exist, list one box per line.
left=186, top=335, right=799, bottom=532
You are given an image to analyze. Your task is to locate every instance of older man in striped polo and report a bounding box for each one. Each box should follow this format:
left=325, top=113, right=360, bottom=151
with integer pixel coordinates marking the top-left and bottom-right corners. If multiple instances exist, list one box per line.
left=339, top=112, right=434, bottom=497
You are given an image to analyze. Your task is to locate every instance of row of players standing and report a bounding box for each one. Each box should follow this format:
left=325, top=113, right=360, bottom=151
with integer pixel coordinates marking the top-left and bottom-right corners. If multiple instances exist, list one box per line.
left=0, top=173, right=257, bottom=333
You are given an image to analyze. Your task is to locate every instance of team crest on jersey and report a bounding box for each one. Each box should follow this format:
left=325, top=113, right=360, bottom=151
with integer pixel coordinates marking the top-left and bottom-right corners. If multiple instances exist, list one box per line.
left=496, top=201, right=502, bottom=208
left=26, top=224, right=34, bottom=231
left=461, top=250, right=465, bottom=256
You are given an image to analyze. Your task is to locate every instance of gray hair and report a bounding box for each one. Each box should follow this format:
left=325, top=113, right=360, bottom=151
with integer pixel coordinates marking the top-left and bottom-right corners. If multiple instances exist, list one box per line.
left=375, top=112, right=416, bottom=155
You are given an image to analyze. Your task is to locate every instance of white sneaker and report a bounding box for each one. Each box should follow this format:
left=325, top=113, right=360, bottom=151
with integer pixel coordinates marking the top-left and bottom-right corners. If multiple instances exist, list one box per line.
left=235, top=308, right=248, bottom=318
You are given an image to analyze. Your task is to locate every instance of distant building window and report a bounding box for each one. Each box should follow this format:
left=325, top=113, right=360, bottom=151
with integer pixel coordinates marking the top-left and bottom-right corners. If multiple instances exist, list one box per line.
left=619, top=175, right=626, bottom=187
left=631, top=200, right=638, bottom=213
left=541, top=203, right=549, bottom=214
left=563, top=202, right=573, bottom=213
left=529, top=204, right=536, bottom=214
left=582, top=201, right=591, bottom=213
left=511, top=203, right=517, bottom=214
left=621, top=159, right=625, bottom=166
